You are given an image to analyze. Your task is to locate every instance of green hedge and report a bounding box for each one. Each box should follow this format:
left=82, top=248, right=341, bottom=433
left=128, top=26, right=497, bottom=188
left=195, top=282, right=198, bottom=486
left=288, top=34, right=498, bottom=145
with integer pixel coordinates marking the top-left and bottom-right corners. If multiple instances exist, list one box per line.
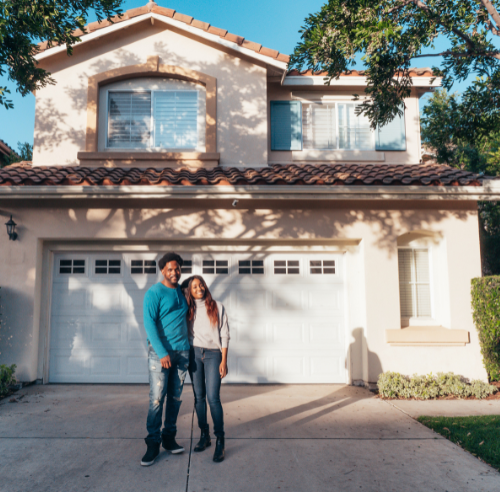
left=471, top=277, right=500, bottom=381
left=378, top=371, right=497, bottom=399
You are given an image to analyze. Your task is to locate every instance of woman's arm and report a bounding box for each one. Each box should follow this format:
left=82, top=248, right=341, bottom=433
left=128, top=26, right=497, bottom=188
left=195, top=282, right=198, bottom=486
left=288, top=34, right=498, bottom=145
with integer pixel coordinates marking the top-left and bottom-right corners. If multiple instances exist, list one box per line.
left=219, top=347, right=228, bottom=378
left=219, top=303, right=229, bottom=378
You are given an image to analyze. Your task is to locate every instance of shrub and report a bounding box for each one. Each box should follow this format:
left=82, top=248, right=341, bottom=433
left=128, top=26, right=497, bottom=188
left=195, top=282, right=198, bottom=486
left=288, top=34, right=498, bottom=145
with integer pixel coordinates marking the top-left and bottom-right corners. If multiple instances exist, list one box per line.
left=0, top=364, right=16, bottom=398
left=377, top=371, right=497, bottom=399
left=471, top=277, right=500, bottom=381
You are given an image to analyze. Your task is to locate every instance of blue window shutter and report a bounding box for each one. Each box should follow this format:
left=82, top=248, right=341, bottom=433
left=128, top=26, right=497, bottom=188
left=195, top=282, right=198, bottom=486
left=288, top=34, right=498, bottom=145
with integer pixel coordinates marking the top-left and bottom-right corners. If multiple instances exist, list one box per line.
left=376, top=106, right=406, bottom=151
left=270, top=101, right=302, bottom=151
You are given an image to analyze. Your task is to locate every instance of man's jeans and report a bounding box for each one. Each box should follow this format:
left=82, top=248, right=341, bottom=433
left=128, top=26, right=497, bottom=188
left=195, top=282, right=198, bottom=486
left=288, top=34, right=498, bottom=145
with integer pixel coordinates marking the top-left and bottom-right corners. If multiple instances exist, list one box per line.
left=189, top=347, right=225, bottom=438
left=145, top=345, right=189, bottom=444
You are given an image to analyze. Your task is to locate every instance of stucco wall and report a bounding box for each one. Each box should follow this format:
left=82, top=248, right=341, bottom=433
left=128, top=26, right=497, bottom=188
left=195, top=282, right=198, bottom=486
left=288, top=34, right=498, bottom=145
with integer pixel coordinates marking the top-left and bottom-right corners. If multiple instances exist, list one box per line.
left=33, top=20, right=268, bottom=167
left=0, top=200, right=486, bottom=384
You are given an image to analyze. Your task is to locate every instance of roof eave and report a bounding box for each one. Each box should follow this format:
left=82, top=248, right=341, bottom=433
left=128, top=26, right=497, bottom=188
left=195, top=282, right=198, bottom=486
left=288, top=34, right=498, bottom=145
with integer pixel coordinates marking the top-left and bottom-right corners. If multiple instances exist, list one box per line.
left=0, top=184, right=496, bottom=201
left=33, top=12, right=288, bottom=71
left=282, top=75, right=442, bottom=88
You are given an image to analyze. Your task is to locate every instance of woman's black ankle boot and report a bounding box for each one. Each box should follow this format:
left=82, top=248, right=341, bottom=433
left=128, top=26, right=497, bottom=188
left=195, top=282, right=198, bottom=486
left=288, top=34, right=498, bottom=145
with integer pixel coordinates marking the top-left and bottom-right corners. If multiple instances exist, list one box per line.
left=194, top=429, right=211, bottom=452
left=213, top=436, right=225, bottom=462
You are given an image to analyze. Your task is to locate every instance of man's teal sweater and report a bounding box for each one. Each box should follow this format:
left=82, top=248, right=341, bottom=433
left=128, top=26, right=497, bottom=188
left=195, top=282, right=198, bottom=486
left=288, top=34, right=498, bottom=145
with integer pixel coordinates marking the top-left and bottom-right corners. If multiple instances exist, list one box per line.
left=143, top=282, right=190, bottom=359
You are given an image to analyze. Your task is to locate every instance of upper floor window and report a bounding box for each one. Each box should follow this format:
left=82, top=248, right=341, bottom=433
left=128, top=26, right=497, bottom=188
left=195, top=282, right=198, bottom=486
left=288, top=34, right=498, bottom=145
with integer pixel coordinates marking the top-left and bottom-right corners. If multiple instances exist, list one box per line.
left=302, top=102, right=373, bottom=151
left=270, top=100, right=406, bottom=152
left=107, top=90, right=198, bottom=150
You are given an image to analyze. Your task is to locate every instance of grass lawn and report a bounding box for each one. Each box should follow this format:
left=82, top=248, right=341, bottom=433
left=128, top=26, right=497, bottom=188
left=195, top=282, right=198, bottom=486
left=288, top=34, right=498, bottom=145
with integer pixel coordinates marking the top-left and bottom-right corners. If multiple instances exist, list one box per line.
left=418, top=415, right=500, bottom=472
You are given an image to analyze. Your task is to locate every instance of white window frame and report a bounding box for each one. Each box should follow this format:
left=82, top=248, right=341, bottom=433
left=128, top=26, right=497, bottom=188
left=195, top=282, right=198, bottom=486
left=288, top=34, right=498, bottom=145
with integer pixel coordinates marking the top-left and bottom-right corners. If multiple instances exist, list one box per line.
left=301, top=100, right=375, bottom=151
left=398, top=246, right=436, bottom=326
left=105, top=89, right=200, bottom=151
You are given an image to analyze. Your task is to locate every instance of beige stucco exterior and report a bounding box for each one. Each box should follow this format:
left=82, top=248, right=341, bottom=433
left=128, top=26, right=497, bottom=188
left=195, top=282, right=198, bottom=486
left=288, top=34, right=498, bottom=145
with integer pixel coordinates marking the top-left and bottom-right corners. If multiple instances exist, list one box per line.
left=1, top=10, right=489, bottom=386
left=0, top=199, right=487, bottom=384
left=33, top=20, right=268, bottom=168
left=32, top=17, right=428, bottom=169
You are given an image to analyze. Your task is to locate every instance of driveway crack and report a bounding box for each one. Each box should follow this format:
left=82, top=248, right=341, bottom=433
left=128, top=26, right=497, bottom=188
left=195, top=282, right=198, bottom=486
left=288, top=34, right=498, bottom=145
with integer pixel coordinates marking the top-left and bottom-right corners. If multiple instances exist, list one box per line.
left=185, top=406, right=195, bottom=492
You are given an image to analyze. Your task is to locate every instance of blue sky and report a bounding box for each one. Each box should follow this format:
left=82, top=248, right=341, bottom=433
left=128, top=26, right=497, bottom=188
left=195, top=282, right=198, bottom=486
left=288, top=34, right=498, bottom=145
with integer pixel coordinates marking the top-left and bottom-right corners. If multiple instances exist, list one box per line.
left=0, top=0, right=482, bottom=152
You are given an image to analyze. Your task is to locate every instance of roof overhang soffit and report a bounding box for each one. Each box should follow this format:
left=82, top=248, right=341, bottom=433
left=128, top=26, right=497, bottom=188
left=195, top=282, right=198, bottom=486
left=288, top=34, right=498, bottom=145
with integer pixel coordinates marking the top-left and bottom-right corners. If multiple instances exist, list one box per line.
left=34, top=12, right=288, bottom=72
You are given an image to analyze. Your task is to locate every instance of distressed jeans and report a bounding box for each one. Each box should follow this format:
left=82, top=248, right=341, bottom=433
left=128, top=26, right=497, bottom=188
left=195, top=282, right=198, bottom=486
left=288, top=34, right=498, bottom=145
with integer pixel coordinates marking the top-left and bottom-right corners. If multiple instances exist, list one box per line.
left=145, top=344, right=189, bottom=444
left=189, top=346, right=225, bottom=438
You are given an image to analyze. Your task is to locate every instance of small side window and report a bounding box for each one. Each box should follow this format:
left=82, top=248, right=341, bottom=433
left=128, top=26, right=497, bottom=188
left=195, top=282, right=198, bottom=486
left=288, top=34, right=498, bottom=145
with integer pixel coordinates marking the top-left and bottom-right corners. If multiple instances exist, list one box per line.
left=398, top=248, right=431, bottom=319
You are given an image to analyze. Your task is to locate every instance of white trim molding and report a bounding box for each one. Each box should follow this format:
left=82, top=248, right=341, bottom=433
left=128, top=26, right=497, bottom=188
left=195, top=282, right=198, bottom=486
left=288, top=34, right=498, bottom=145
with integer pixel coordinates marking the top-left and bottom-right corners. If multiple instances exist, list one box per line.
left=1, top=183, right=500, bottom=201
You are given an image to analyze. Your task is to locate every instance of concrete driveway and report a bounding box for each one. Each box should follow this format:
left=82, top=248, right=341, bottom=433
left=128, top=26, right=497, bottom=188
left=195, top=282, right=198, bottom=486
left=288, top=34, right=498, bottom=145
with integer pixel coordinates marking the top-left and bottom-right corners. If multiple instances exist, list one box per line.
left=0, top=384, right=499, bottom=492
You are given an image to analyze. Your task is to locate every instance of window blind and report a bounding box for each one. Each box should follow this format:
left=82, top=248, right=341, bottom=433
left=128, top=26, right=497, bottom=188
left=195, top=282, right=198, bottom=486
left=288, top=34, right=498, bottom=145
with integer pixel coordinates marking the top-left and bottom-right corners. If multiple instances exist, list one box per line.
left=154, top=91, right=198, bottom=149
left=398, top=248, right=431, bottom=318
left=338, top=103, right=374, bottom=150
left=107, top=92, right=151, bottom=148
left=302, top=103, right=336, bottom=149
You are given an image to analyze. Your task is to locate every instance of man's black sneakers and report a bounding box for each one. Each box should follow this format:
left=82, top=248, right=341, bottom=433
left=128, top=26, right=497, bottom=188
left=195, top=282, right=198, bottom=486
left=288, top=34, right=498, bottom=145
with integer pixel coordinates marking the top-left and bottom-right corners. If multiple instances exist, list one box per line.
left=141, top=442, right=160, bottom=466
left=162, top=435, right=185, bottom=454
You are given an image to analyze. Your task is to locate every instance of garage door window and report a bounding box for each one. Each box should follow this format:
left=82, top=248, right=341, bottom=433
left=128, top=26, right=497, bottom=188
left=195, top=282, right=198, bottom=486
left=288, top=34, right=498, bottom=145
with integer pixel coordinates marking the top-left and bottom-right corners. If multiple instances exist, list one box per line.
left=203, top=260, right=229, bottom=274
left=95, top=259, right=121, bottom=275
left=310, top=260, right=336, bottom=275
left=274, top=260, right=300, bottom=275
left=181, top=259, right=193, bottom=274
left=131, top=260, right=156, bottom=274
left=239, top=260, right=264, bottom=274
left=59, top=259, right=85, bottom=274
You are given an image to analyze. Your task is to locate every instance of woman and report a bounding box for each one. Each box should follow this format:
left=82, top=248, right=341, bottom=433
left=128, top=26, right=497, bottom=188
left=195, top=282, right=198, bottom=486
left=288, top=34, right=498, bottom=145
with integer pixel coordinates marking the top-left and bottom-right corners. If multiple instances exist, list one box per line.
left=182, top=275, right=229, bottom=463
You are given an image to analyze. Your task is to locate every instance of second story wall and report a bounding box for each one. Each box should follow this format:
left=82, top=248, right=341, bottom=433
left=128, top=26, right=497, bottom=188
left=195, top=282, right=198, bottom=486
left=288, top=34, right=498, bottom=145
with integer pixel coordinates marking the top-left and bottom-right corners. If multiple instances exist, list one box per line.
left=33, top=20, right=268, bottom=168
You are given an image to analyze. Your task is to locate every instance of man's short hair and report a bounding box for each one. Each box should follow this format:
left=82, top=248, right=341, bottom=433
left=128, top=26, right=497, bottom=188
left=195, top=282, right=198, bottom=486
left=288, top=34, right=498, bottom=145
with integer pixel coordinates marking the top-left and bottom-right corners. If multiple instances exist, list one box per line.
left=158, top=252, right=183, bottom=271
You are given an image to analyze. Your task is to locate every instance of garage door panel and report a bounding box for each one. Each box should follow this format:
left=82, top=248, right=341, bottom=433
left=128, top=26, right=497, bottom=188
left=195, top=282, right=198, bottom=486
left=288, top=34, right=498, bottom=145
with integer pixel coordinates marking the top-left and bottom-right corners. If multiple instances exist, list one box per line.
left=49, top=251, right=347, bottom=384
left=90, top=356, right=121, bottom=376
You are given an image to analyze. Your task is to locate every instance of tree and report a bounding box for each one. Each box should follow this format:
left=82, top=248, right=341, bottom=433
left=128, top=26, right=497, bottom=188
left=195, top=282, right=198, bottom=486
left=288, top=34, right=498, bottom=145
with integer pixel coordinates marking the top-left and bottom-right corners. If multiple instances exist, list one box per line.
left=421, top=88, right=500, bottom=274
left=289, top=0, right=500, bottom=140
left=0, top=0, right=123, bottom=110
left=0, top=141, right=33, bottom=167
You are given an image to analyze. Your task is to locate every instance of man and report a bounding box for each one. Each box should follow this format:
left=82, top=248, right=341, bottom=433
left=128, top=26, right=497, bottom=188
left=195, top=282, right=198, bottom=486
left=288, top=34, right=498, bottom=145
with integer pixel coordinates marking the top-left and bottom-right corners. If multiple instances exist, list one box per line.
left=141, top=252, right=190, bottom=467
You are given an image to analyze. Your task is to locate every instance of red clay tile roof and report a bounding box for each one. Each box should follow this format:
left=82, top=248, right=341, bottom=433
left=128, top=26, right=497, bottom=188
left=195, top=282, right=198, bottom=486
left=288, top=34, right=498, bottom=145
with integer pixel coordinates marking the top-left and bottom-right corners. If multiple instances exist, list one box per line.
left=36, top=1, right=291, bottom=64
left=35, top=2, right=435, bottom=77
left=0, top=162, right=484, bottom=187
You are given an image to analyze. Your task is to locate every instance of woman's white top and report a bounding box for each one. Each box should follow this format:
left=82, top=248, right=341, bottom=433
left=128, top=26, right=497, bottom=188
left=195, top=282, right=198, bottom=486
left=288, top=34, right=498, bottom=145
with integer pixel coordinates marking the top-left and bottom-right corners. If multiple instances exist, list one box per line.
left=188, top=298, right=230, bottom=350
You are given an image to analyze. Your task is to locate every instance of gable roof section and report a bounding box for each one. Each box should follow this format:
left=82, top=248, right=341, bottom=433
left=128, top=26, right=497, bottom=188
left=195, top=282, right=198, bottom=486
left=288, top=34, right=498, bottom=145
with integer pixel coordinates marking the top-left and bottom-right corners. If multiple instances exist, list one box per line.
left=0, top=139, right=14, bottom=158
left=0, top=163, right=484, bottom=187
left=35, top=1, right=289, bottom=69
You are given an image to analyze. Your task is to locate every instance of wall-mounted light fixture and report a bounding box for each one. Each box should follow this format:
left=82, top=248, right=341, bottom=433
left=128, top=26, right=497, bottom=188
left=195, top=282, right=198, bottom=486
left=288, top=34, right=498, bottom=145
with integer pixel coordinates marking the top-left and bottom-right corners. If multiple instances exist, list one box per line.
left=232, top=200, right=239, bottom=208
left=5, top=215, right=17, bottom=241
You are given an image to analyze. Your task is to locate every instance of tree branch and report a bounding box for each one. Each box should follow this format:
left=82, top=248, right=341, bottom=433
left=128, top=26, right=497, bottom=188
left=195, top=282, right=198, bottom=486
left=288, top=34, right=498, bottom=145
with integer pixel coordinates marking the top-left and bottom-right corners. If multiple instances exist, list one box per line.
left=412, top=50, right=500, bottom=59
left=410, top=0, right=478, bottom=50
left=479, top=0, right=500, bottom=32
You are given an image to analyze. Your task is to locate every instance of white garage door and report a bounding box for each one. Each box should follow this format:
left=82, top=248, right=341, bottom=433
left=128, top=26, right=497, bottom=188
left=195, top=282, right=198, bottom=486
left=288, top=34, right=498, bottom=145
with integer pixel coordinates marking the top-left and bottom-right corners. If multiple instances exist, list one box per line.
left=49, top=252, right=346, bottom=383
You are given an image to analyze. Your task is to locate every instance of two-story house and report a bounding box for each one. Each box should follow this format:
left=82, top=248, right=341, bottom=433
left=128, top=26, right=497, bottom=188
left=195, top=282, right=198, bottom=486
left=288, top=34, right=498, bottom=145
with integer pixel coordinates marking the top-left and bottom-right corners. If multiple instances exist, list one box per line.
left=0, top=2, right=496, bottom=386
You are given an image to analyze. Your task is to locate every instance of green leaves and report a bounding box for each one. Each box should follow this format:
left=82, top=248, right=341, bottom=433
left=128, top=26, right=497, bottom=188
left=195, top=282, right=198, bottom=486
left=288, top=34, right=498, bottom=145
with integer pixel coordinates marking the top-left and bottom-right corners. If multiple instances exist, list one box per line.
left=0, top=0, right=123, bottom=110
left=290, top=0, right=500, bottom=132
left=471, top=277, right=500, bottom=381
left=378, top=371, right=498, bottom=398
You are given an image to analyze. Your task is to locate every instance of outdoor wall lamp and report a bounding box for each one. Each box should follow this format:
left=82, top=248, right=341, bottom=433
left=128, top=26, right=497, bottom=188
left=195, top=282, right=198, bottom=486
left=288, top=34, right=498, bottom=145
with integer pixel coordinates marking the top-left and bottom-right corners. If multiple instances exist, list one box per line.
left=232, top=199, right=239, bottom=208
left=5, top=215, right=18, bottom=241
